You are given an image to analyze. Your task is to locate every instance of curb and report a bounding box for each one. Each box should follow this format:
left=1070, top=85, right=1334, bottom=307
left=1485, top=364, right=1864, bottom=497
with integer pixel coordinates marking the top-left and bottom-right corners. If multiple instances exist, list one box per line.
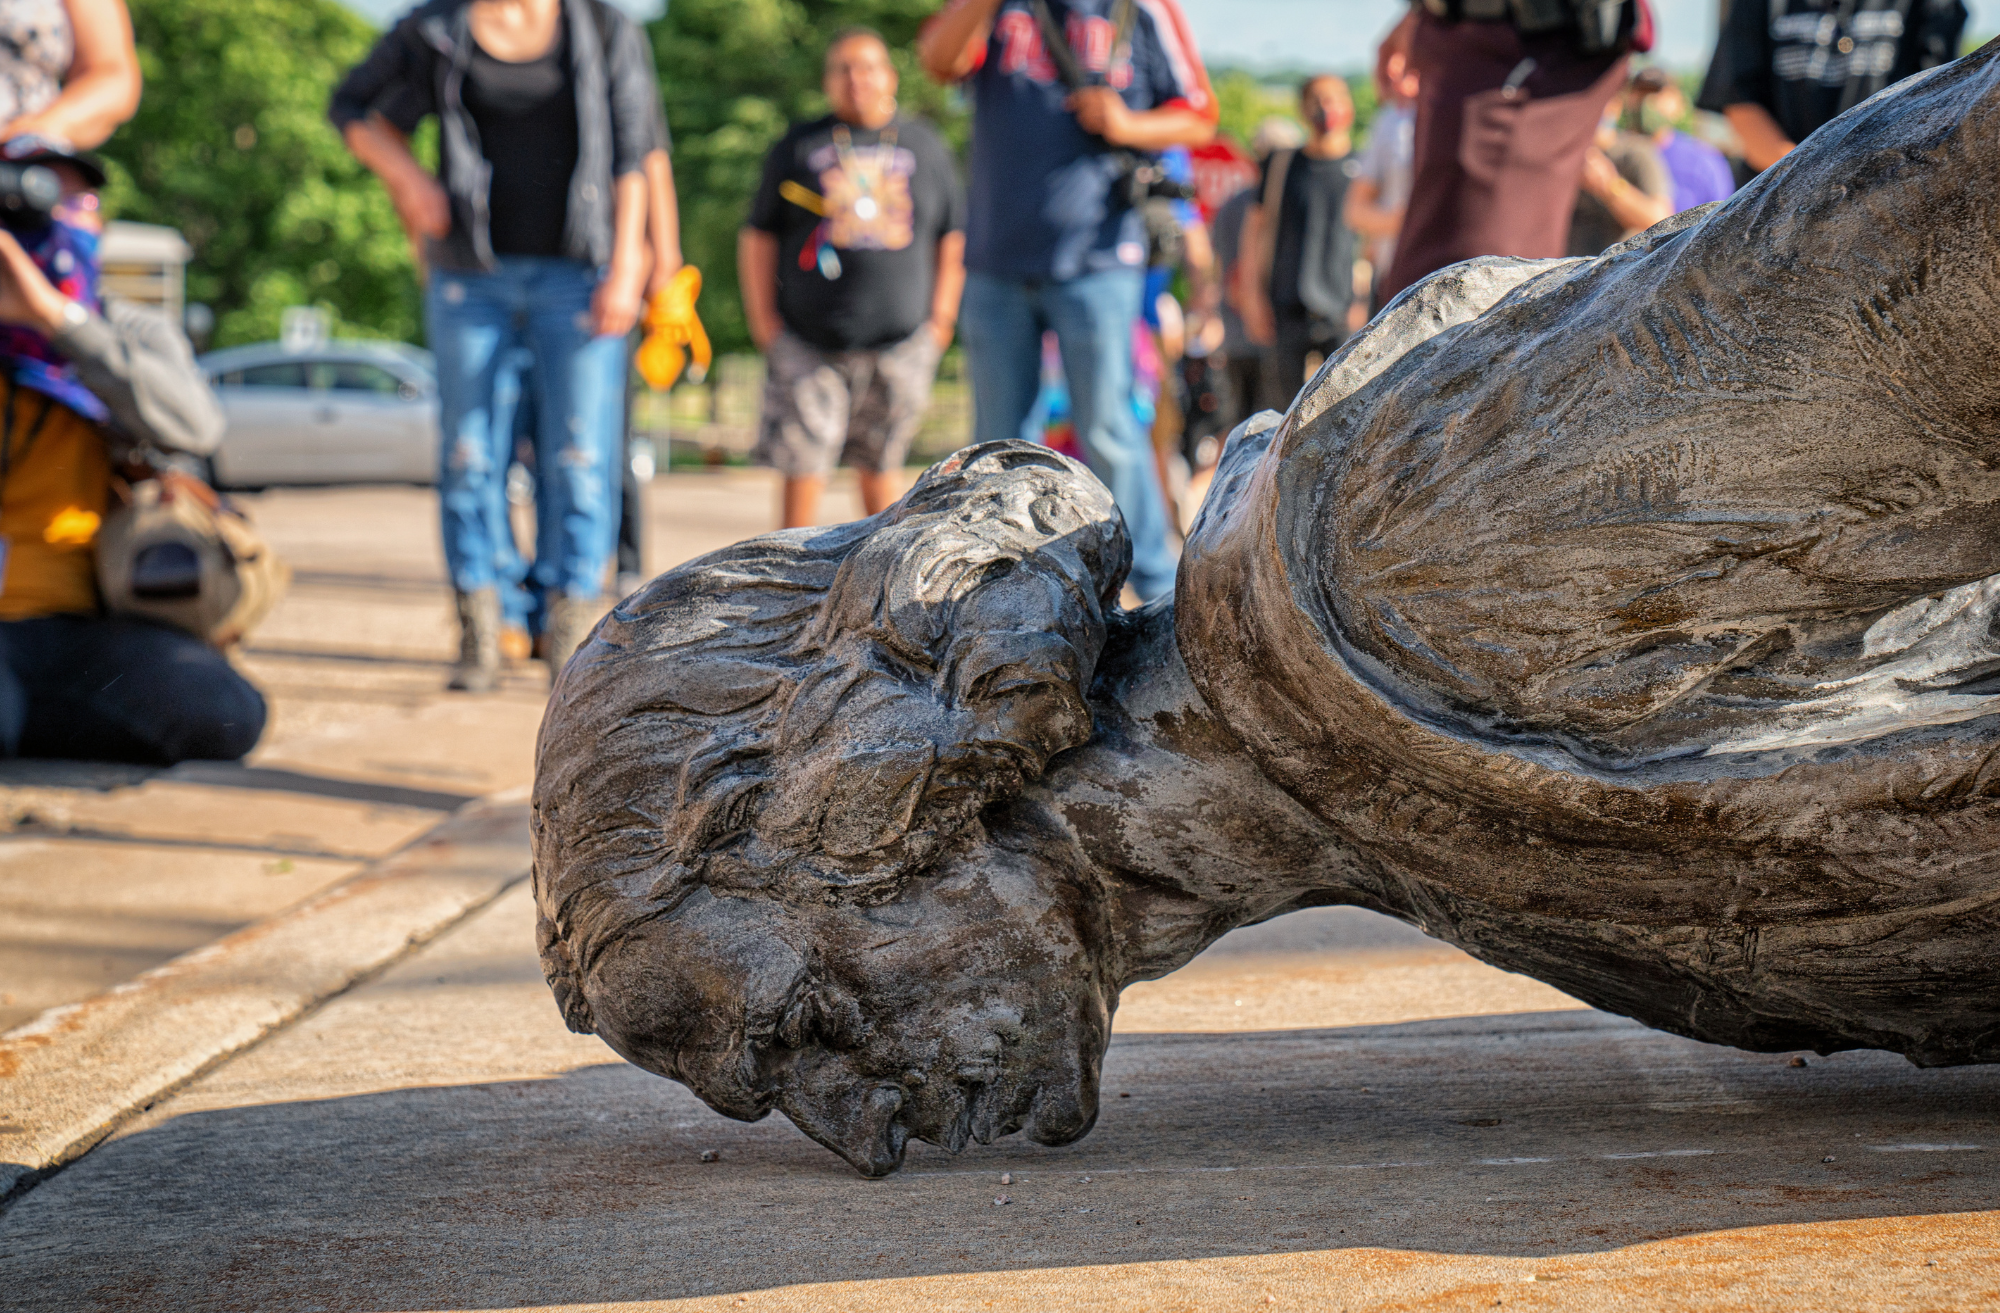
left=0, top=789, right=534, bottom=1205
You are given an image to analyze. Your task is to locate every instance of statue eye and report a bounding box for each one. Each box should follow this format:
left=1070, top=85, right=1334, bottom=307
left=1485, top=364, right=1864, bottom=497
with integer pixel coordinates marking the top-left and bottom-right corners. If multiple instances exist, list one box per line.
left=776, top=987, right=870, bottom=1051
left=964, top=662, right=1068, bottom=706
left=777, top=997, right=814, bottom=1050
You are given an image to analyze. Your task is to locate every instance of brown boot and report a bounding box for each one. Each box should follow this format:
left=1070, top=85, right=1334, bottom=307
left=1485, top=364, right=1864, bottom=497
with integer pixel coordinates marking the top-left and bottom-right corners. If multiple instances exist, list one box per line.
left=541, top=593, right=599, bottom=684
left=447, top=587, right=501, bottom=692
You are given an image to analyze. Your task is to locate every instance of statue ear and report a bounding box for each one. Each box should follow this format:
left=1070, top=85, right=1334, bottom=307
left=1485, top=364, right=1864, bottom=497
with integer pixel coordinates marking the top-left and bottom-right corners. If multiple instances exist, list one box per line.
left=946, top=627, right=1096, bottom=761
left=818, top=743, right=939, bottom=858
left=759, top=738, right=939, bottom=860
left=772, top=443, right=1127, bottom=890
left=534, top=439, right=1130, bottom=938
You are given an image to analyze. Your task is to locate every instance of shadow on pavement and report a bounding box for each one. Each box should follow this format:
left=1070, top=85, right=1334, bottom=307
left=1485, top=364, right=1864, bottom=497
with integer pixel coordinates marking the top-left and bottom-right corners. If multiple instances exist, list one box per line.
left=287, top=569, right=453, bottom=594
left=242, top=642, right=455, bottom=670
left=0, top=758, right=474, bottom=812
left=5, top=1010, right=1998, bottom=1310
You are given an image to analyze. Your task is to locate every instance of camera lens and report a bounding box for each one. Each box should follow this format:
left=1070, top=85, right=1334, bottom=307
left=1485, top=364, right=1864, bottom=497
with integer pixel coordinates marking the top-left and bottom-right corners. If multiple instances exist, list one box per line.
left=0, top=163, right=60, bottom=231
left=17, top=165, right=58, bottom=212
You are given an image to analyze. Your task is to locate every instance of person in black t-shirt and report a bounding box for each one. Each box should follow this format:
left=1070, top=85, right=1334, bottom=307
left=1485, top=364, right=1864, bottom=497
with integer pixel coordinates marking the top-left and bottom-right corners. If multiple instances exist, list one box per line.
left=1698, top=0, right=1966, bottom=173
left=1234, top=74, right=1359, bottom=414
left=741, top=28, right=966, bottom=529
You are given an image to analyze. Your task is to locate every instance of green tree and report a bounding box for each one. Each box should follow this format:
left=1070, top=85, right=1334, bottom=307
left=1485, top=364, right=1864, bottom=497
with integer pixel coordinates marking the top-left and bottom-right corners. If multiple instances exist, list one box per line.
left=100, top=0, right=424, bottom=347
left=1211, top=67, right=1297, bottom=149
left=1210, top=65, right=1378, bottom=154
left=650, top=0, right=968, bottom=356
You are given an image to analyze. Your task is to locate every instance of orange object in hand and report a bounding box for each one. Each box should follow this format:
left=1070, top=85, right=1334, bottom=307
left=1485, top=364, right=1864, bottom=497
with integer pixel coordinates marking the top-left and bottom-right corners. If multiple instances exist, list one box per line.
left=635, top=265, right=712, bottom=391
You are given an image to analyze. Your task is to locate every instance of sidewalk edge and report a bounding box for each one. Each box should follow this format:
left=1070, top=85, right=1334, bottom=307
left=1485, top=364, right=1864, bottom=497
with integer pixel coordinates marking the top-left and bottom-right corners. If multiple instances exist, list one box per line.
left=0, top=792, right=534, bottom=1209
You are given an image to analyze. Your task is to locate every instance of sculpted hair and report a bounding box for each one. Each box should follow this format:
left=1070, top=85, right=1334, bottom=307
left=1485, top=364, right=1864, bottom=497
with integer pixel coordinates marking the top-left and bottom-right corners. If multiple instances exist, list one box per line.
left=532, top=441, right=1131, bottom=1033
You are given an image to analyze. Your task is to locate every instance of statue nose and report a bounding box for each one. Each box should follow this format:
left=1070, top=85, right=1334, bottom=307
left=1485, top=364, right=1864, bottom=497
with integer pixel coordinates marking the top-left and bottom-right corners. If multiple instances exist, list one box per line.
left=1025, top=1039, right=1100, bottom=1147
left=778, top=1072, right=908, bottom=1178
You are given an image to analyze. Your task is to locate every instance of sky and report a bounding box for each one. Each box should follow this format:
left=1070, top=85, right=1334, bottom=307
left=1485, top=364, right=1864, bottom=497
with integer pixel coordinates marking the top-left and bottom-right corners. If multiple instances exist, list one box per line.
left=1177, top=0, right=1716, bottom=71
left=336, top=1, right=1984, bottom=75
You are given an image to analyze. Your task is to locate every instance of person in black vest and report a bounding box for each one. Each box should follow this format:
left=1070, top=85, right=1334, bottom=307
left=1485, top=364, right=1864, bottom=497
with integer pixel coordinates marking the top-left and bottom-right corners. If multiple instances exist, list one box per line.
left=1235, top=75, right=1359, bottom=414
left=1699, top=0, right=1966, bottom=174
left=741, top=28, right=966, bottom=529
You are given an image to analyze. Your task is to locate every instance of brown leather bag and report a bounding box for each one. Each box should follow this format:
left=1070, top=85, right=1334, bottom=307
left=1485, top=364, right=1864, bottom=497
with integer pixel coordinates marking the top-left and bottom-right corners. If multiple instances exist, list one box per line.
left=94, top=468, right=289, bottom=648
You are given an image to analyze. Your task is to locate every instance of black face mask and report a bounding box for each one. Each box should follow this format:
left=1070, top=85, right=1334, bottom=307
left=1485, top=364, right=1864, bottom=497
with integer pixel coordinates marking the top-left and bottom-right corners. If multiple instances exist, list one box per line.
left=1304, top=103, right=1328, bottom=132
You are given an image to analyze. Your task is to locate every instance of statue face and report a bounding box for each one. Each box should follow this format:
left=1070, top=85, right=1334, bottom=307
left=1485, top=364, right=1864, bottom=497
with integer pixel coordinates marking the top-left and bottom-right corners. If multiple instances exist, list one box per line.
left=534, top=442, right=1134, bottom=1175
left=585, top=820, right=1113, bottom=1177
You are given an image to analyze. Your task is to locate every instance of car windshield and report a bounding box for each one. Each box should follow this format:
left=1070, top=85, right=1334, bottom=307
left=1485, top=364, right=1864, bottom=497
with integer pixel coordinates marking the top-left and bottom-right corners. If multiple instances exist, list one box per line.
left=312, top=361, right=406, bottom=394
left=215, top=357, right=418, bottom=394
left=229, top=362, right=308, bottom=388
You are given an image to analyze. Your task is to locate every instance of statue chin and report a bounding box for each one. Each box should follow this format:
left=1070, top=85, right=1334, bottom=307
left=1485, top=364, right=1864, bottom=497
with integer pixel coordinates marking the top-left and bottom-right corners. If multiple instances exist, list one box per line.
left=535, top=44, right=2000, bottom=1175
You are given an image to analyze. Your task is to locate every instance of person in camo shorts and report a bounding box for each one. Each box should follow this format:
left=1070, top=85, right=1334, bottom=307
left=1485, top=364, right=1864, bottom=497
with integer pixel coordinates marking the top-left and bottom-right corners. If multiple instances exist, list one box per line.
left=741, top=28, right=967, bottom=528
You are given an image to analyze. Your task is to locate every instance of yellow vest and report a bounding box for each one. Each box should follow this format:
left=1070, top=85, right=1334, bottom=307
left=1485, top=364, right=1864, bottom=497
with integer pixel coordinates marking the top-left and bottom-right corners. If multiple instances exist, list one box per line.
left=0, top=383, right=108, bottom=620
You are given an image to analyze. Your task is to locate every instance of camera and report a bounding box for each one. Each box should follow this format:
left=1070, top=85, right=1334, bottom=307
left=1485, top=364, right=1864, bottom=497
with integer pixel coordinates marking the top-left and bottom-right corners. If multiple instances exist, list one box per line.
left=0, top=162, right=60, bottom=231
left=1113, top=152, right=1198, bottom=209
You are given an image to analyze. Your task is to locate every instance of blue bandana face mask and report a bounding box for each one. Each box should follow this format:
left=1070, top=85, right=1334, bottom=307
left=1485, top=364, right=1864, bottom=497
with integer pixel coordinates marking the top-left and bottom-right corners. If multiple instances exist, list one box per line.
left=0, top=192, right=105, bottom=423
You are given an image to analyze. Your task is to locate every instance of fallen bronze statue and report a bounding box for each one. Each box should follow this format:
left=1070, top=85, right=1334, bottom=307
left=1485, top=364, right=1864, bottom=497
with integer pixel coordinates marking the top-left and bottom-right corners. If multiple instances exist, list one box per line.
left=533, top=47, right=2000, bottom=1176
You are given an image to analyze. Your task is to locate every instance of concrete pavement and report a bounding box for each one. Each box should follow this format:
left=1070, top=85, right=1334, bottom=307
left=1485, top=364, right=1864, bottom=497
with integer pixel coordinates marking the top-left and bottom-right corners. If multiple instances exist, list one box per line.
left=5, top=472, right=2000, bottom=1310
left=0, top=796, right=529, bottom=1200
left=0, top=469, right=857, bottom=1032
left=5, top=882, right=1998, bottom=1310
left=0, top=484, right=544, bottom=1033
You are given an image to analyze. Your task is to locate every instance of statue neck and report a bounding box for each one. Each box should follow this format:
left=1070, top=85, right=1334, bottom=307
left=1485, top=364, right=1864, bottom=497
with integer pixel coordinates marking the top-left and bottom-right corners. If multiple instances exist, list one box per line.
left=1033, top=600, right=1381, bottom=987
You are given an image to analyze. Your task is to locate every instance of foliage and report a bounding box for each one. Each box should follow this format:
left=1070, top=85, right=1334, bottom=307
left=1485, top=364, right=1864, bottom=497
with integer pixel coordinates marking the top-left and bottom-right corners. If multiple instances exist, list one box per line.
left=649, top=0, right=969, bottom=356
left=1210, top=65, right=1379, bottom=153
left=91, top=0, right=1398, bottom=357
left=1351, top=73, right=1380, bottom=142
left=100, top=0, right=425, bottom=347
left=1210, top=66, right=1295, bottom=150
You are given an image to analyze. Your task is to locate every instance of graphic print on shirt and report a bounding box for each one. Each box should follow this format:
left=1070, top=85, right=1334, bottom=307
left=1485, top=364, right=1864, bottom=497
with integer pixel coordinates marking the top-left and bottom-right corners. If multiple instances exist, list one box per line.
left=1770, top=2, right=1906, bottom=87
left=992, top=8, right=1134, bottom=88
left=941, top=0, right=1216, bottom=278
left=813, top=141, right=918, bottom=252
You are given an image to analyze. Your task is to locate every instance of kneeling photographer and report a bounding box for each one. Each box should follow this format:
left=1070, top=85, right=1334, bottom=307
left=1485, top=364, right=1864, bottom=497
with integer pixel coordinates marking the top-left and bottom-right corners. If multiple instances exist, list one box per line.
left=0, top=139, right=265, bottom=765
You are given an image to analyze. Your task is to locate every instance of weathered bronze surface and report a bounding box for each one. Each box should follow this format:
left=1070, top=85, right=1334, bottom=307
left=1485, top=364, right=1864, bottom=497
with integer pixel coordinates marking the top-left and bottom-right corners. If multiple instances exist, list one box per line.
left=534, top=49, right=2000, bottom=1176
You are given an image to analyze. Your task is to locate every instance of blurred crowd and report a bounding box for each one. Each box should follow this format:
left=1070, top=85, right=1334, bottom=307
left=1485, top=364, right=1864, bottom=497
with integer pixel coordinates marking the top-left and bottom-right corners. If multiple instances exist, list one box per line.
left=730, top=0, right=1973, bottom=607
left=0, top=0, right=1977, bottom=767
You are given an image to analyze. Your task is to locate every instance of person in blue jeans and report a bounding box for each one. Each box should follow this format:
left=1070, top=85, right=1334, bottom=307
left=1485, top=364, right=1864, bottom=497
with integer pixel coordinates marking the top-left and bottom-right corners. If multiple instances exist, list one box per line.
left=331, top=0, right=679, bottom=690
left=919, top=0, right=1217, bottom=601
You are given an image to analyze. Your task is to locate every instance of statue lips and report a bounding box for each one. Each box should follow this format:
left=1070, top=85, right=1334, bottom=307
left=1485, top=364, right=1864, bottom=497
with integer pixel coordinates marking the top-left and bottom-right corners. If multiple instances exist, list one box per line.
left=778, top=1069, right=910, bottom=1179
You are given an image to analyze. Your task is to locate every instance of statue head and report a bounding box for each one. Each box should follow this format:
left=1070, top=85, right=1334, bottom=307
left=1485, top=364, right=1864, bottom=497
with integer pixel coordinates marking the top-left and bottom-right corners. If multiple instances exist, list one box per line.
left=532, top=441, right=1132, bottom=1174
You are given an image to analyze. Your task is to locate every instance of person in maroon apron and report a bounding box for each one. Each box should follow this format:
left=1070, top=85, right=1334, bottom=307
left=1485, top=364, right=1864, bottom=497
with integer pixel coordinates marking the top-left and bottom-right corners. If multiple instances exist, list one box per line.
left=1378, top=0, right=1651, bottom=305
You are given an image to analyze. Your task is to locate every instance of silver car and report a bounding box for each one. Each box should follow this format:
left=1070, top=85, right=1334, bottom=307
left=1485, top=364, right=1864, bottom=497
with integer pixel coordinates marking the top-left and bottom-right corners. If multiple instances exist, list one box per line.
left=199, top=341, right=439, bottom=488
